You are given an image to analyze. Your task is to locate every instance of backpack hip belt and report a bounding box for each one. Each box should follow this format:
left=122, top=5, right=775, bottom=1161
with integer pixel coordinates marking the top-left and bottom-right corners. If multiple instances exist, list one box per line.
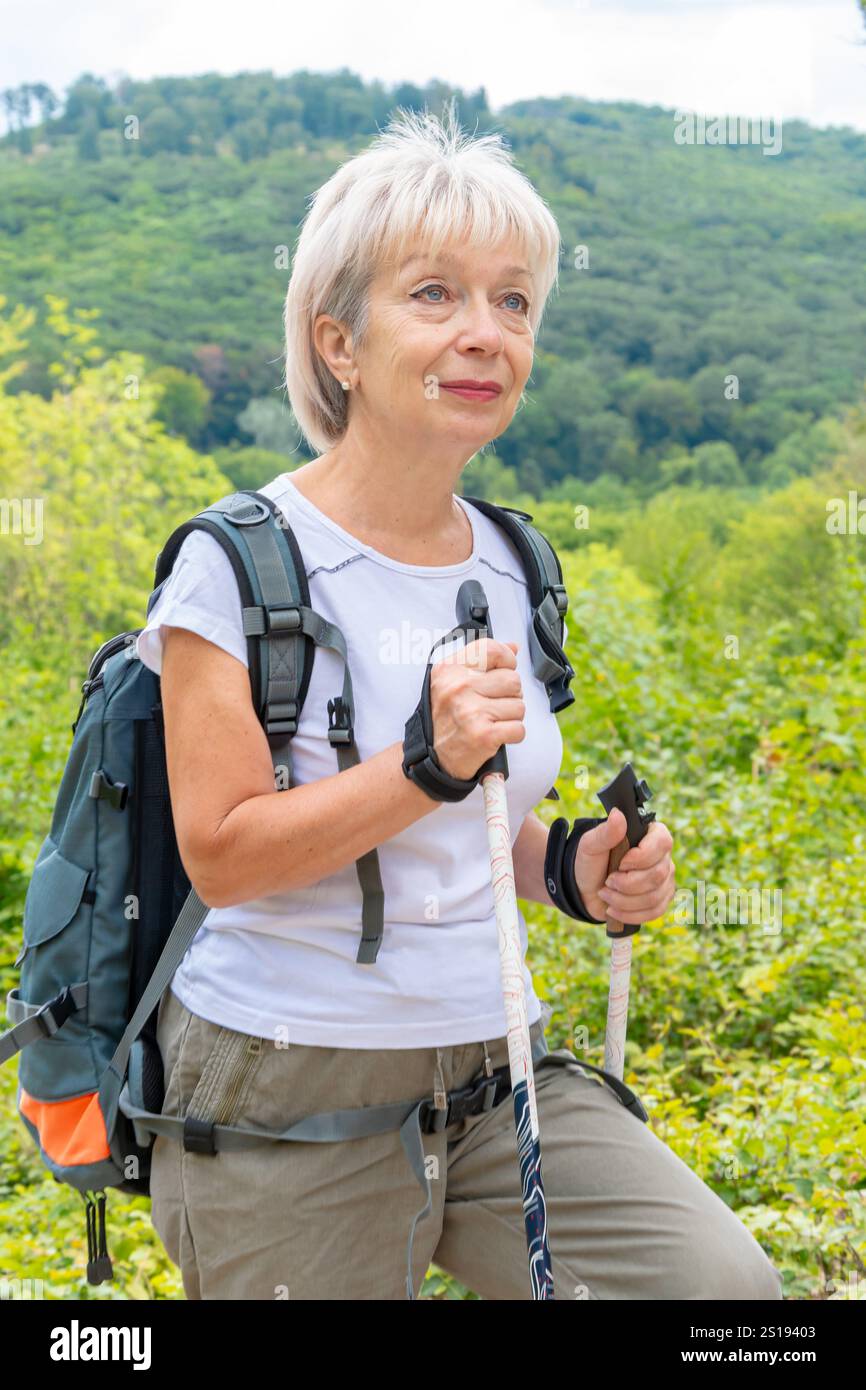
left=117, top=1019, right=647, bottom=1300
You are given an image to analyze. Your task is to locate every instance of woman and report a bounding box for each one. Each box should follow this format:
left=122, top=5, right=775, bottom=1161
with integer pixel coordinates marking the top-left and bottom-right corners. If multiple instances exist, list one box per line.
left=140, top=106, right=783, bottom=1301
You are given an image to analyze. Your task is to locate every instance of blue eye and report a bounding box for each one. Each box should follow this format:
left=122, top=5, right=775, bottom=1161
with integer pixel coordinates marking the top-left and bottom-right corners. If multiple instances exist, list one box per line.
left=413, top=284, right=447, bottom=303
left=411, top=284, right=530, bottom=313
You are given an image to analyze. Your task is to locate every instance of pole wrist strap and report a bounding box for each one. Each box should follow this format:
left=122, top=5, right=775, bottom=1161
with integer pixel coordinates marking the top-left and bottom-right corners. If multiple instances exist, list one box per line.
left=401, top=663, right=481, bottom=803
left=544, top=817, right=607, bottom=924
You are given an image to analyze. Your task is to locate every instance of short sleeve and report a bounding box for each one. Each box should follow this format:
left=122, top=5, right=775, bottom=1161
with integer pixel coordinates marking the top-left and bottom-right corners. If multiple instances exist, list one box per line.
left=135, top=530, right=249, bottom=676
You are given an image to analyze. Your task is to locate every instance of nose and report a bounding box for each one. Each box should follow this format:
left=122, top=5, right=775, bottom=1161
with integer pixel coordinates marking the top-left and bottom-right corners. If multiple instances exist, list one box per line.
left=455, top=293, right=505, bottom=353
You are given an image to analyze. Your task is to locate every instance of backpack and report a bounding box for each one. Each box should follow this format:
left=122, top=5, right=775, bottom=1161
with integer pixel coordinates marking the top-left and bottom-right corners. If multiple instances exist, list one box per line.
left=0, top=485, right=603, bottom=1290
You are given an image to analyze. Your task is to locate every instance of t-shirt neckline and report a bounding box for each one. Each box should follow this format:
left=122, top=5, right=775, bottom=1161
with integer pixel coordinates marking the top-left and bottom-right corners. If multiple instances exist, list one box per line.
left=276, top=471, right=480, bottom=577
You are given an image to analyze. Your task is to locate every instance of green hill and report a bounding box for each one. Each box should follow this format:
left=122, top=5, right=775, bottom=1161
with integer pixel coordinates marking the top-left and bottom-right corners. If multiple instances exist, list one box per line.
left=0, top=69, right=864, bottom=495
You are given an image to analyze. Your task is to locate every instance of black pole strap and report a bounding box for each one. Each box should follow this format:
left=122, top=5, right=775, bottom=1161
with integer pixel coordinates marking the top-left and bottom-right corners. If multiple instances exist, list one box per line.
left=544, top=817, right=608, bottom=924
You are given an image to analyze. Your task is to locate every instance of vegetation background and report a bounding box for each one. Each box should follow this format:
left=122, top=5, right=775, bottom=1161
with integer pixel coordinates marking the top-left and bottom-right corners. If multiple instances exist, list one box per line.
left=0, top=65, right=864, bottom=1299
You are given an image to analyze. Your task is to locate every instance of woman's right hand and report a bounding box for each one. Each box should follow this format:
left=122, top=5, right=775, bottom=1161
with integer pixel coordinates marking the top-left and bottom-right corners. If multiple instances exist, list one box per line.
left=429, top=637, right=526, bottom=783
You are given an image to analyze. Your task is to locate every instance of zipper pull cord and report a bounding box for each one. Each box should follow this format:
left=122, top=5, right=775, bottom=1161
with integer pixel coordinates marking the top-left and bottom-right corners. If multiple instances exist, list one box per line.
left=82, top=1190, right=96, bottom=1267
left=85, top=1190, right=114, bottom=1285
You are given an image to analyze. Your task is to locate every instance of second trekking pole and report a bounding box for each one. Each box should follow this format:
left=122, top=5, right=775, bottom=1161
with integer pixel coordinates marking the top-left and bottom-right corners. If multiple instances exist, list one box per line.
left=596, top=764, right=655, bottom=1081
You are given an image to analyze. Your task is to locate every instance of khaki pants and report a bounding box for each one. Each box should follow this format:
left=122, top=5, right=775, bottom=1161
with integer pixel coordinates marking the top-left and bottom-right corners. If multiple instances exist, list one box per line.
left=149, top=986, right=784, bottom=1300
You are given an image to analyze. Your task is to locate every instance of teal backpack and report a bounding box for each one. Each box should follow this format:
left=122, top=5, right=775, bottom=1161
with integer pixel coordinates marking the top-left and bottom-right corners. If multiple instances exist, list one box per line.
left=0, top=486, right=589, bottom=1290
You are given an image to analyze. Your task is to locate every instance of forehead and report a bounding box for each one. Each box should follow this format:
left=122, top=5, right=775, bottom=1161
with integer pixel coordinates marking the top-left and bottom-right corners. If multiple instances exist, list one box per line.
left=389, top=244, right=535, bottom=281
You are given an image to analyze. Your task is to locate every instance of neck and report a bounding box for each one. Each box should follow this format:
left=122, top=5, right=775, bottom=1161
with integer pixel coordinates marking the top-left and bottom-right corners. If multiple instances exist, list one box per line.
left=307, top=420, right=477, bottom=544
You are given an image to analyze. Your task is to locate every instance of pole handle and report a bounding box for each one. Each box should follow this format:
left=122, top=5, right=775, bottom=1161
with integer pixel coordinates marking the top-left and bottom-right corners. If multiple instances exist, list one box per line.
left=596, top=762, right=656, bottom=940
left=455, top=579, right=508, bottom=779
left=602, top=835, right=631, bottom=937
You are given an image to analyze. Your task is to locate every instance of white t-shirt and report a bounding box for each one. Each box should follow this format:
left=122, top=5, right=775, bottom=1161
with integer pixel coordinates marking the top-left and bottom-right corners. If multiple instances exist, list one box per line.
left=135, top=472, right=566, bottom=1048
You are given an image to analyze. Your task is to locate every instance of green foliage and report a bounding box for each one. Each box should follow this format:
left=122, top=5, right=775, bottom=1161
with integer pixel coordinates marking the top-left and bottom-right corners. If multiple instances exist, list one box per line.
left=1, top=72, right=864, bottom=486
left=1, top=199, right=865, bottom=1301
left=457, top=451, right=532, bottom=507
left=235, top=395, right=303, bottom=458
left=525, top=417, right=866, bottom=1298
left=212, top=444, right=302, bottom=493
left=149, top=364, right=211, bottom=443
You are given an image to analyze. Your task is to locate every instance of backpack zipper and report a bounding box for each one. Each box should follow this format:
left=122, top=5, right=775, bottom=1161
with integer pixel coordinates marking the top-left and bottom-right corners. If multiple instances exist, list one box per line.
left=72, top=628, right=141, bottom=735
left=71, top=674, right=104, bottom=736
left=87, top=630, right=140, bottom=683
left=210, top=1036, right=263, bottom=1128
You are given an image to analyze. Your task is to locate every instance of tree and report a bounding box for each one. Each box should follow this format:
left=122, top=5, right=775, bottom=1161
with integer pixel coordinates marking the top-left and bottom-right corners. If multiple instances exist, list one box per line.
left=76, top=112, right=100, bottom=161
left=236, top=396, right=304, bottom=457
left=212, top=445, right=297, bottom=491
left=150, top=365, right=211, bottom=442
left=659, top=441, right=745, bottom=488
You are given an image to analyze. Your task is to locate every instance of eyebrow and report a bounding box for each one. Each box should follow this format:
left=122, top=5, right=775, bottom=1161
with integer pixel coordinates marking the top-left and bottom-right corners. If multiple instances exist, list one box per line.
left=398, top=251, right=534, bottom=281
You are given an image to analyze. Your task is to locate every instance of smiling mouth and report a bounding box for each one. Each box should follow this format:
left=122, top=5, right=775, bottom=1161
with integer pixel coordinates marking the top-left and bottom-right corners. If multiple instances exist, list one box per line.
left=439, top=382, right=503, bottom=401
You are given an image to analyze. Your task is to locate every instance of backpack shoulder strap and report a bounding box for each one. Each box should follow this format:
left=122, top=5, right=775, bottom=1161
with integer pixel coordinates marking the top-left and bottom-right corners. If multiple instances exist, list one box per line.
left=151, top=490, right=313, bottom=784
left=148, top=489, right=385, bottom=964
left=460, top=497, right=576, bottom=716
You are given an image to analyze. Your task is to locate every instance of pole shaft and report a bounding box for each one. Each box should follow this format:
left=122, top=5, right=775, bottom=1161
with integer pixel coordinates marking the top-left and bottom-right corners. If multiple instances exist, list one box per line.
left=604, top=935, right=633, bottom=1079
left=481, top=771, right=553, bottom=1298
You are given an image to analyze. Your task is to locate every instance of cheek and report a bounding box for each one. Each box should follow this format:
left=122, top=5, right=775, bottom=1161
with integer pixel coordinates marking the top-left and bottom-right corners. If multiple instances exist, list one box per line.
left=382, top=326, right=439, bottom=383
left=513, top=340, right=534, bottom=389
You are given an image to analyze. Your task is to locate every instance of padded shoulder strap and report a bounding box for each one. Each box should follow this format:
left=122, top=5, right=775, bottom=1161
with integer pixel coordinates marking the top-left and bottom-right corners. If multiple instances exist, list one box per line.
left=151, top=491, right=314, bottom=767
left=148, top=489, right=386, bottom=964
left=460, top=497, right=576, bottom=715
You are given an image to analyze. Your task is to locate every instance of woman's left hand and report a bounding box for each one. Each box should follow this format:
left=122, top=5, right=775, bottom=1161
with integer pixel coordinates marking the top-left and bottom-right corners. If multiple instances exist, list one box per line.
left=573, top=809, right=675, bottom=926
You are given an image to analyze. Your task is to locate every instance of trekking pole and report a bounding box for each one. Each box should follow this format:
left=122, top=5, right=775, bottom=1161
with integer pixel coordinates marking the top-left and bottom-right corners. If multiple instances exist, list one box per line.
left=454, top=579, right=554, bottom=1301
left=596, top=764, right=655, bottom=1081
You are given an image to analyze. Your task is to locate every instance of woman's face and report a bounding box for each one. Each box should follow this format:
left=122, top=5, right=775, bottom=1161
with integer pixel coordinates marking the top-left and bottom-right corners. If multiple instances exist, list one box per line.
left=337, top=234, right=536, bottom=456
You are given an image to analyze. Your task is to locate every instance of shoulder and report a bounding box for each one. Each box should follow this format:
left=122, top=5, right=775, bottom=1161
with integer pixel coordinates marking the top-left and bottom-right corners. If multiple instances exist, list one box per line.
left=459, top=497, right=535, bottom=587
left=172, top=526, right=236, bottom=573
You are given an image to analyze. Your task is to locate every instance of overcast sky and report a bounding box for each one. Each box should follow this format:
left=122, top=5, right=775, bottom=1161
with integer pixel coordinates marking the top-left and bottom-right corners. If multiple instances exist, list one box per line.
left=2, top=0, right=865, bottom=134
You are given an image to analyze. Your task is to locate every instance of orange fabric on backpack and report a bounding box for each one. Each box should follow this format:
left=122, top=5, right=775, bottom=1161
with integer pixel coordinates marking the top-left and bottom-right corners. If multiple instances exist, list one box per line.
left=19, top=1088, right=111, bottom=1166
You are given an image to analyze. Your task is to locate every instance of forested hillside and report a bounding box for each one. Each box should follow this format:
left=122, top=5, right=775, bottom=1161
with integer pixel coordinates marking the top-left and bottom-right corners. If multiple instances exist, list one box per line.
left=0, top=69, right=864, bottom=497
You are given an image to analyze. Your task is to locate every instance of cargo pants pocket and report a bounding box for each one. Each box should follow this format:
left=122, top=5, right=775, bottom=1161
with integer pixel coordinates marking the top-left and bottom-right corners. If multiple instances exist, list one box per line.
left=184, top=1020, right=266, bottom=1131
left=150, top=1008, right=266, bottom=1298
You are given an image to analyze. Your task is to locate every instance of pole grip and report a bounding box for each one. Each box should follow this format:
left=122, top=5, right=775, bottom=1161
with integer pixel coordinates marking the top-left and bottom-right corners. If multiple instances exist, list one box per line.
left=596, top=763, right=656, bottom=940
left=455, top=579, right=508, bottom=779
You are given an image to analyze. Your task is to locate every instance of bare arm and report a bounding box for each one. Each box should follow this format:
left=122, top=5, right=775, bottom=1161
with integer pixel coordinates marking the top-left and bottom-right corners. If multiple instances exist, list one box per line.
left=513, top=810, right=556, bottom=909
left=160, top=626, right=441, bottom=909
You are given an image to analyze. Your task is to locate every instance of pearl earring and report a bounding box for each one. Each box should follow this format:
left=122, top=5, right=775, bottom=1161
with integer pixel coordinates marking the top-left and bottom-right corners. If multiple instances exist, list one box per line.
left=341, top=380, right=351, bottom=392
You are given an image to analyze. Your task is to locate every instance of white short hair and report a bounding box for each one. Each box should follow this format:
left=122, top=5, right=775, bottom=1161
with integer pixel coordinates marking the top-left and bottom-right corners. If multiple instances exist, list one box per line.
left=282, top=101, right=562, bottom=455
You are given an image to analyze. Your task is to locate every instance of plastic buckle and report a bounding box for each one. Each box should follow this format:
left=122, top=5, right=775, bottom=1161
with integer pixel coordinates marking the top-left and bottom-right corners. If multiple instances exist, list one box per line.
left=182, top=1115, right=217, bottom=1155
left=38, top=986, right=76, bottom=1039
left=447, top=1073, right=501, bottom=1128
left=420, top=1073, right=502, bottom=1134
left=225, top=496, right=270, bottom=527
left=87, top=769, right=129, bottom=811
left=264, top=604, right=302, bottom=634
left=265, top=700, right=298, bottom=737
left=550, top=584, right=569, bottom=616
left=327, top=696, right=353, bottom=746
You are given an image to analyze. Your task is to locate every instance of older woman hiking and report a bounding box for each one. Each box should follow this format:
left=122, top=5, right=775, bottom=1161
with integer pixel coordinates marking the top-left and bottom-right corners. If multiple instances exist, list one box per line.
left=138, top=106, right=783, bottom=1302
